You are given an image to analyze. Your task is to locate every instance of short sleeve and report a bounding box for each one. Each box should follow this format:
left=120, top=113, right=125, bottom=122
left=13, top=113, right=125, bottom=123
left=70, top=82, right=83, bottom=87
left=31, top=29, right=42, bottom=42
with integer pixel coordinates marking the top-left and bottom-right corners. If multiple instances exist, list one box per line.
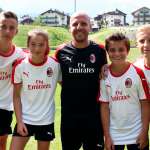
left=133, top=65, right=150, bottom=100
left=12, top=64, right=22, bottom=84
left=99, top=79, right=109, bottom=103
left=137, top=75, right=149, bottom=100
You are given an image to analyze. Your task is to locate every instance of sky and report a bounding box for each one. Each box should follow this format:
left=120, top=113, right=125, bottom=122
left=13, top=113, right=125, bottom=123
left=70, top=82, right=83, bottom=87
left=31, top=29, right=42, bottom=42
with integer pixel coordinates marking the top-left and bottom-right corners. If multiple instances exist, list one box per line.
left=0, top=0, right=150, bottom=23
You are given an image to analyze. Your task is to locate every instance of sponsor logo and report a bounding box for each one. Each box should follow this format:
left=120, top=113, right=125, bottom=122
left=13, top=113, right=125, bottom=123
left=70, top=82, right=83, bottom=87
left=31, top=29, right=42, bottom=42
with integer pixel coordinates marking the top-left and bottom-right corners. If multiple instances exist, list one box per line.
left=0, top=72, right=11, bottom=80
left=69, top=62, right=95, bottom=73
left=65, top=56, right=72, bottom=62
left=23, top=72, right=29, bottom=78
left=28, top=80, right=51, bottom=90
left=111, top=90, right=130, bottom=101
left=96, top=144, right=103, bottom=148
left=47, top=132, right=52, bottom=136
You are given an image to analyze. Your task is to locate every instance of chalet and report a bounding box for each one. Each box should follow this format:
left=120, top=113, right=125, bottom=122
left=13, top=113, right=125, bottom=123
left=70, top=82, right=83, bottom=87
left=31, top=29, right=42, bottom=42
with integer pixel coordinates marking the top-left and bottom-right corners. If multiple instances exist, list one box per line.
left=20, top=15, right=34, bottom=24
left=90, top=18, right=99, bottom=32
left=132, top=7, right=150, bottom=25
left=94, top=15, right=103, bottom=28
left=40, top=9, right=70, bottom=27
left=95, top=9, right=127, bottom=27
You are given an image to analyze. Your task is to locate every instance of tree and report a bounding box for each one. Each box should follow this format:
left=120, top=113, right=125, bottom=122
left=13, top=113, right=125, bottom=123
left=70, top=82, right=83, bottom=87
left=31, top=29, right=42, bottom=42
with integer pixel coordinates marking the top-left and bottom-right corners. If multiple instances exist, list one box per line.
left=32, top=16, right=44, bottom=26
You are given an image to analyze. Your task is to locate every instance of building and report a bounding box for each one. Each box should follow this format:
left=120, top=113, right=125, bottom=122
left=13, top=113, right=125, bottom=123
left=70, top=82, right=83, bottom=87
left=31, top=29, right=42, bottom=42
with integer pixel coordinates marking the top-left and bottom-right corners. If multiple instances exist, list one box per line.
left=94, top=15, right=103, bottom=29
left=95, top=9, right=127, bottom=27
left=90, top=18, right=99, bottom=32
left=20, top=15, right=34, bottom=24
left=132, top=7, right=150, bottom=25
left=40, top=9, right=70, bottom=27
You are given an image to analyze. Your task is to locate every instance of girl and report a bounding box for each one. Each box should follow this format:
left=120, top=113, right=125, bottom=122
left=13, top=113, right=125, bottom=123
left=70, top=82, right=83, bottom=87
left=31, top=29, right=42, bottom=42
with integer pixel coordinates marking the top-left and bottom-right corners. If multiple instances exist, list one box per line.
left=10, top=29, right=61, bottom=150
left=100, top=33, right=150, bottom=150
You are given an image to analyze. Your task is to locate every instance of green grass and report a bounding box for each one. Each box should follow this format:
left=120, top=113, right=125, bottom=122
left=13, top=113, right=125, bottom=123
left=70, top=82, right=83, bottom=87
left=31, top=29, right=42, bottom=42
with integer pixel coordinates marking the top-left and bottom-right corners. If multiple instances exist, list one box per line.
left=13, top=25, right=71, bottom=49
left=7, top=25, right=142, bottom=150
left=90, top=28, right=114, bottom=44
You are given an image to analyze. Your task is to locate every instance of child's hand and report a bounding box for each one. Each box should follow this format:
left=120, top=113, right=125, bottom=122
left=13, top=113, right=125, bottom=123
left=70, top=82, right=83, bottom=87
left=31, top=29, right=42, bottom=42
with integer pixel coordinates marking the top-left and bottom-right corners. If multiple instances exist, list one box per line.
left=99, top=64, right=109, bottom=80
left=17, top=122, right=28, bottom=136
left=105, top=135, right=115, bottom=150
left=136, top=131, right=148, bottom=150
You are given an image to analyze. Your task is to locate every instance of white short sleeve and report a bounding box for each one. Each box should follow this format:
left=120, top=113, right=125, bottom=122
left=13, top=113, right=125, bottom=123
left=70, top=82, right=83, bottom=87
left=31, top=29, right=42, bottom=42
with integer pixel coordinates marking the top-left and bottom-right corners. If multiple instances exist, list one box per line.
left=13, top=64, right=22, bottom=84
left=137, top=75, right=148, bottom=100
left=99, top=79, right=109, bottom=102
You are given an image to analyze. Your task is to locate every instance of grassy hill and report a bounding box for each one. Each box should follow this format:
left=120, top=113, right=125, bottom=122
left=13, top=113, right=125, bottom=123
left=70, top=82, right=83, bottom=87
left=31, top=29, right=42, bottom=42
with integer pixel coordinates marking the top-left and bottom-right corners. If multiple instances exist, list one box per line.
left=13, top=25, right=71, bottom=49
left=90, top=28, right=114, bottom=44
left=14, top=25, right=137, bottom=50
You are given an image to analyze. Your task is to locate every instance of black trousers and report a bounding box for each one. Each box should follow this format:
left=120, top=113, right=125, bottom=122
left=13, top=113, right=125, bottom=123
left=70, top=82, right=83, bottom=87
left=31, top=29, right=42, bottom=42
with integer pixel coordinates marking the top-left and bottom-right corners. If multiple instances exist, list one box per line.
left=61, top=126, right=104, bottom=150
left=115, top=144, right=149, bottom=150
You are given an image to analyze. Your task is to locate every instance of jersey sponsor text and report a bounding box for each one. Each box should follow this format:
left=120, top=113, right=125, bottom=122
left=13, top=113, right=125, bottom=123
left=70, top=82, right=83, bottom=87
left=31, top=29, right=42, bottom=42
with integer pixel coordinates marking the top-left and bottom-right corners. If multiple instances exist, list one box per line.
left=0, top=72, right=11, bottom=80
left=69, top=62, right=94, bottom=73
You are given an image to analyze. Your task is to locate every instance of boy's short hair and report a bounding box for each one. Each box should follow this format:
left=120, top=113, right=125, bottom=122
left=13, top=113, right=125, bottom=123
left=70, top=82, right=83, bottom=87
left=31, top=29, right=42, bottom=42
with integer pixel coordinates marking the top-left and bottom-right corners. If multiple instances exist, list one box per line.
left=105, top=32, right=130, bottom=52
left=0, top=11, right=18, bottom=23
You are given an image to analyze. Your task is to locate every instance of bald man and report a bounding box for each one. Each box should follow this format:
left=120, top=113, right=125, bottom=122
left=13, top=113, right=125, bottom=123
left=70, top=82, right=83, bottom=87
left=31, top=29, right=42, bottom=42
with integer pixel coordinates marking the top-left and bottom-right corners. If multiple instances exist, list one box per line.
left=55, top=11, right=107, bottom=150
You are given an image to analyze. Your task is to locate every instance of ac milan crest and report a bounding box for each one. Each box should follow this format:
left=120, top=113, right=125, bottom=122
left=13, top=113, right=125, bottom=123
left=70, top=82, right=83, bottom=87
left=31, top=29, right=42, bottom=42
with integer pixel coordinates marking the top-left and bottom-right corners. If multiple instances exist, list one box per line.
left=125, top=78, right=132, bottom=88
left=89, top=54, right=96, bottom=63
left=47, top=67, right=53, bottom=77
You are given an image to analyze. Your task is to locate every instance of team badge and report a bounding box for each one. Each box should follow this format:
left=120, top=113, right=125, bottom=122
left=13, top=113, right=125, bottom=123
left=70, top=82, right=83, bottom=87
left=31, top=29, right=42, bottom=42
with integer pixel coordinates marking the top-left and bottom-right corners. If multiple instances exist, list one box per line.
left=89, top=54, right=96, bottom=63
left=125, top=78, right=132, bottom=88
left=47, top=67, right=53, bottom=77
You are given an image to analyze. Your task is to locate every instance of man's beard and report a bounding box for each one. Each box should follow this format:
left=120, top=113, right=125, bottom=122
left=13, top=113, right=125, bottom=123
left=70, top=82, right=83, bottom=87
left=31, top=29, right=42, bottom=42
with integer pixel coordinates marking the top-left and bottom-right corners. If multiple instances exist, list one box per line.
left=74, top=32, right=87, bottom=43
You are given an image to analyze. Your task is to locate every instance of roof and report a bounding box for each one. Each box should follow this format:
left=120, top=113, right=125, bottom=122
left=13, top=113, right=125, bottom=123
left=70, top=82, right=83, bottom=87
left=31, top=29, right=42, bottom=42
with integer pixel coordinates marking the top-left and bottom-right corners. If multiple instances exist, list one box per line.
left=20, top=18, right=34, bottom=22
left=40, top=9, right=69, bottom=17
left=102, top=9, right=126, bottom=16
left=94, top=15, right=102, bottom=20
left=132, top=7, right=150, bottom=15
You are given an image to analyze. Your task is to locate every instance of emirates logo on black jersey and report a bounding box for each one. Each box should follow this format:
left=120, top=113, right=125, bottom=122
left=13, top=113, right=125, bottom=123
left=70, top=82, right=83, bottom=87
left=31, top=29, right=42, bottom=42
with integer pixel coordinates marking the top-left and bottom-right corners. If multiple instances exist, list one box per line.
left=125, top=78, right=132, bottom=88
left=47, top=67, right=53, bottom=77
left=89, top=54, right=96, bottom=63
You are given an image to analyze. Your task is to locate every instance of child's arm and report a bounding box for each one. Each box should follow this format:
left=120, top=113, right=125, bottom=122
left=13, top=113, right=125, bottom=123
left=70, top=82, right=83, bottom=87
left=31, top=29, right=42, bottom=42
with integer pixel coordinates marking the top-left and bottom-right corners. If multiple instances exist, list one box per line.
left=13, top=84, right=23, bottom=124
left=101, top=103, right=114, bottom=150
left=99, top=79, right=114, bottom=150
left=136, top=100, right=150, bottom=149
left=99, top=64, right=109, bottom=79
left=13, top=84, right=28, bottom=136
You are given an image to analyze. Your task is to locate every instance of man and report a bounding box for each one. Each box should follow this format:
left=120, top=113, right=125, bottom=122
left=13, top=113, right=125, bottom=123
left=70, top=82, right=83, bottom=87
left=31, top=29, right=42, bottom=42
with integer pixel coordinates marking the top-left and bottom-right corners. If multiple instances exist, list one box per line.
left=55, top=11, right=107, bottom=150
left=0, top=11, right=25, bottom=150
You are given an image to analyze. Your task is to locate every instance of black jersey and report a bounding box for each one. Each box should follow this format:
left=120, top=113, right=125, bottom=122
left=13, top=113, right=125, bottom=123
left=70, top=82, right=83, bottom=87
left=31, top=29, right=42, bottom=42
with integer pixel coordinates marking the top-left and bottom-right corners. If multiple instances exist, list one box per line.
left=55, top=41, right=107, bottom=127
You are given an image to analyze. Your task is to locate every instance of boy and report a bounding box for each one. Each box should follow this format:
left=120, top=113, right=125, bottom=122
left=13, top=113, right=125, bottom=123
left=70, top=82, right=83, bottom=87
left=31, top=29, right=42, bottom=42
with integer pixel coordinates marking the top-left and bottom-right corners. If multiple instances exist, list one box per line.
left=0, top=11, right=24, bottom=150
left=100, top=33, right=150, bottom=150
left=134, top=24, right=150, bottom=95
